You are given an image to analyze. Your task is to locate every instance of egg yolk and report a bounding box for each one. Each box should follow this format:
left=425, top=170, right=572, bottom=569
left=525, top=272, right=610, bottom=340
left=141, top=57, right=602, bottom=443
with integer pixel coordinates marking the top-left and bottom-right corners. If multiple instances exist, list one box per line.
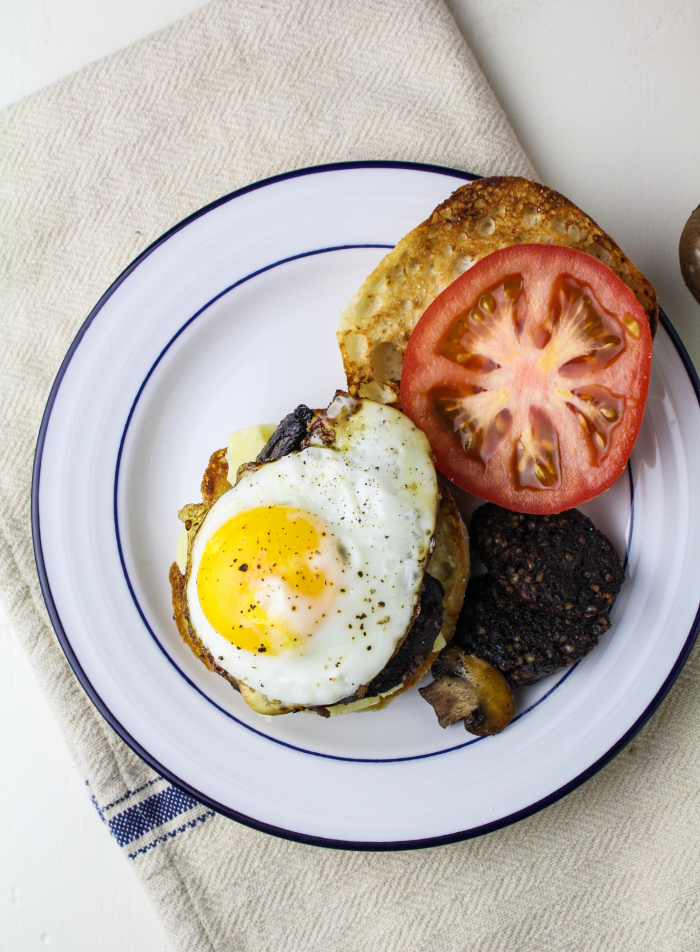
left=196, top=506, right=337, bottom=655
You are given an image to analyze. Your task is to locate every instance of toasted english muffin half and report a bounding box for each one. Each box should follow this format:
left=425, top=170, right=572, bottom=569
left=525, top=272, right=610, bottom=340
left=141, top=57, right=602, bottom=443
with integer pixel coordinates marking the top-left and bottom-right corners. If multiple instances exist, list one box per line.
left=169, top=423, right=469, bottom=718
left=338, top=176, right=658, bottom=409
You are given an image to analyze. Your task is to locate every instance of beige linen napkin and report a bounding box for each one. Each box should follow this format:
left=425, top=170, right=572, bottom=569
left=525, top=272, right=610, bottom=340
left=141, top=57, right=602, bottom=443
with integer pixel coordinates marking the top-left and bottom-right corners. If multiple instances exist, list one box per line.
left=1, top=1, right=698, bottom=950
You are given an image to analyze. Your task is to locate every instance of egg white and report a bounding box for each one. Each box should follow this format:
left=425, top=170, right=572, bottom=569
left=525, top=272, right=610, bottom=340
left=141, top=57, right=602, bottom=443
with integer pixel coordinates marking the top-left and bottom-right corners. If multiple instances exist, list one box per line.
left=186, top=397, right=438, bottom=707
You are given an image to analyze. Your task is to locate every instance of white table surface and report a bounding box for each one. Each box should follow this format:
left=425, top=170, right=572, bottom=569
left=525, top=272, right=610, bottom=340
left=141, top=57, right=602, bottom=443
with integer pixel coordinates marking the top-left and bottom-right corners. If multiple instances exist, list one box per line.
left=2, top=1, right=699, bottom=950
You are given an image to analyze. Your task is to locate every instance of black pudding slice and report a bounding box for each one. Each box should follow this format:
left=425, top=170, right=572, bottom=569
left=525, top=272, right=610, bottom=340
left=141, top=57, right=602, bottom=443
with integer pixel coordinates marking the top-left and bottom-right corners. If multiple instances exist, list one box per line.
left=455, top=576, right=612, bottom=686
left=470, top=504, right=625, bottom=618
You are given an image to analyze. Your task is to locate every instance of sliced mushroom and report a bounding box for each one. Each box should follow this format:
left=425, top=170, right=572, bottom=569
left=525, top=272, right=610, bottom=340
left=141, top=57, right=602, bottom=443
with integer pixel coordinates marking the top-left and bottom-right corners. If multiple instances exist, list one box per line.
left=679, top=204, right=700, bottom=305
left=419, top=645, right=515, bottom=735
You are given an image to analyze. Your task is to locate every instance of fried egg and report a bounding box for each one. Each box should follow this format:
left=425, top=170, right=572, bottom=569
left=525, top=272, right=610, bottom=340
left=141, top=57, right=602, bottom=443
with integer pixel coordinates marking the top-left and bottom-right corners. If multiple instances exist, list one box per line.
left=185, top=394, right=438, bottom=708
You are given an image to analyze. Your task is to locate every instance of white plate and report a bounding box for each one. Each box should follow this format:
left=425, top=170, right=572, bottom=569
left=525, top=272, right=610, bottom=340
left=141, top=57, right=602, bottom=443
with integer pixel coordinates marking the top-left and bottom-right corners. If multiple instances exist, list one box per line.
left=33, top=163, right=700, bottom=848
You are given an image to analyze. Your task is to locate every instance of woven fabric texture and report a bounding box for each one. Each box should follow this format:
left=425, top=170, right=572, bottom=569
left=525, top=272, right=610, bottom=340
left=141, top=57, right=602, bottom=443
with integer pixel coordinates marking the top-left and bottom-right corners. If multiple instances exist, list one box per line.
left=1, top=1, right=698, bottom=950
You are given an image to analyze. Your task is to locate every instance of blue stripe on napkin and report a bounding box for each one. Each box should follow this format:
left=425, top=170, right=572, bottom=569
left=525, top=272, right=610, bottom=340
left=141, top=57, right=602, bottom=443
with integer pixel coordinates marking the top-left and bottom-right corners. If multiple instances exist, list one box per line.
left=108, top=785, right=201, bottom=846
left=88, top=779, right=216, bottom=858
left=127, top=809, right=216, bottom=860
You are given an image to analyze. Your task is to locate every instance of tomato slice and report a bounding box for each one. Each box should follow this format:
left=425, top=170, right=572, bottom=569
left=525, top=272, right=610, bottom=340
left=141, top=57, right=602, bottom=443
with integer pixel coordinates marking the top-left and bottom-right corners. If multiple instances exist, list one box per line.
left=400, top=244, right=653, bottom=514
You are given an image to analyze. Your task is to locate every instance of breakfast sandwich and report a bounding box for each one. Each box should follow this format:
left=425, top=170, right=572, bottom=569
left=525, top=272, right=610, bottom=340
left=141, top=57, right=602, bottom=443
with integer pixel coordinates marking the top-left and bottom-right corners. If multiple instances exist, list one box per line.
left=338, top=176, right=658, bottom=410
left=169, top=393, right=469, bottom=717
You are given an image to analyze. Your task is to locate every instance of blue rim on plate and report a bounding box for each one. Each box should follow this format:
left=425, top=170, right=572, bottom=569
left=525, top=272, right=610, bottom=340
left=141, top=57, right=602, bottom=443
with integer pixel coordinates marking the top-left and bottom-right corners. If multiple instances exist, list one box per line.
left=31, top=161, right=700, bottom=850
